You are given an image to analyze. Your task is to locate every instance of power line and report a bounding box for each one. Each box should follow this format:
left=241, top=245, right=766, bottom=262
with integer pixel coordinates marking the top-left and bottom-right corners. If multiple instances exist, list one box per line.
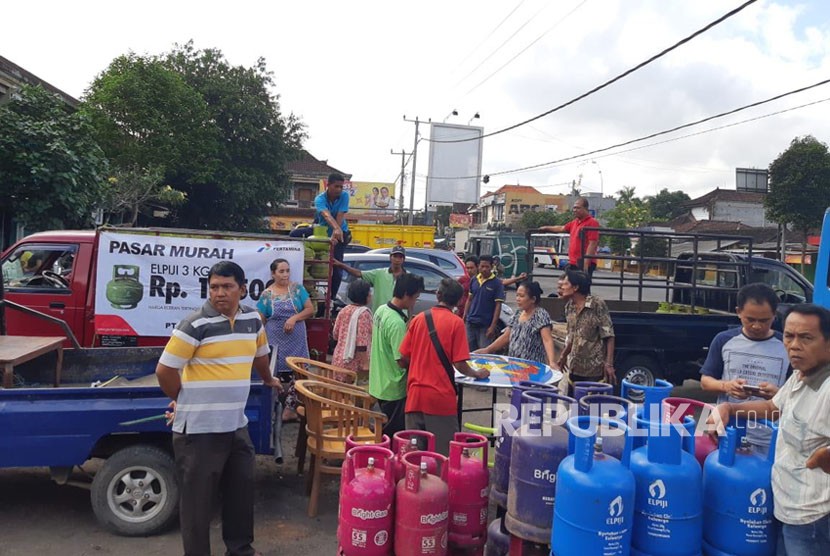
left=427, top=77, right=830, bottom=180
left=452, top=1, right=553, bottom=89
left=484, top=77, right=830, bottom=177
left=451, top=1, right=526, bottom=75
left=430, top=0, right=759, bottom=144
left=465, top=0, right=590, bottom=96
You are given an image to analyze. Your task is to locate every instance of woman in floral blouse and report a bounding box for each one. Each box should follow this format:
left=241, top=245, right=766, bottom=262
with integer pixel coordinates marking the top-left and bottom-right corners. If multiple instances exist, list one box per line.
left=475, top=280, right=557, bottom=369
left=556, top=269, right=616, bottom=393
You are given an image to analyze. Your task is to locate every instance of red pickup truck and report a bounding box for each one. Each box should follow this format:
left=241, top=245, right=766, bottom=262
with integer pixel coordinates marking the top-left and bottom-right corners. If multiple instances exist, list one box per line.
left=1, top=228, right=332, bottom=352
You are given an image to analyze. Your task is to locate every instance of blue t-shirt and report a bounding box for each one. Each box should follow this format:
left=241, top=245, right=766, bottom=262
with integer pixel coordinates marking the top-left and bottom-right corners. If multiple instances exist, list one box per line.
left=700, top=327, right=790, bottom=451
left=314, top=190, right=350, bottom=236
left=466, top=273, right=505, bottom=327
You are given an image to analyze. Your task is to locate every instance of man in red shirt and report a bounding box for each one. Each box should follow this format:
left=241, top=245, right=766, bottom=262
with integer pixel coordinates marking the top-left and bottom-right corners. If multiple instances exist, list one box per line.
left=400, top=278, right=490, bottom=455
left=456, top=255, right=479, bottom=315
left=540, top=197, right=600, bottom=278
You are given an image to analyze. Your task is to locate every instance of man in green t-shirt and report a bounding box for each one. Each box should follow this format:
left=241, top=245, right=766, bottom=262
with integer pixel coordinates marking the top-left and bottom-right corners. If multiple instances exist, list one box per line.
left=335, top=245, right=407, bottom=314
left=370, top=273, right=424, bottom=437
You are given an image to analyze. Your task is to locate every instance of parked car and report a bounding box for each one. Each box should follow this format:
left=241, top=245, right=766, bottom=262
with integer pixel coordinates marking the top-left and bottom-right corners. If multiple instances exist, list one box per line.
left=367, top=247, right=466, bottom=279
left=335, top=253, right=513, bottom=325
left=344, top=243, right=371, bottom=254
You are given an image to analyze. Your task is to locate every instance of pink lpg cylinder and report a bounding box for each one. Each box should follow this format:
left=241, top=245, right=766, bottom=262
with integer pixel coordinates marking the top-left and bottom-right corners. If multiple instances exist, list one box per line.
left=338, top=446, right=396, bottom=556
left=395, top=451, right=449, bottom=556
left=447, top=432, right=489, bottom=555
left=392, top=430, right=436, bottom=483
left=663, top=396, right=718, bottom=466
left=342, top=435, right=393, bottom=514
left=347, top=434, right=392, bottom=454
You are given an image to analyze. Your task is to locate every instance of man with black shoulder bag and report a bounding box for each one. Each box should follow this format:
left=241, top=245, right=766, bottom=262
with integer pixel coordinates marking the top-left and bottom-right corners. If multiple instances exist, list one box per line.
left=399, top=278, right=490, bottom=455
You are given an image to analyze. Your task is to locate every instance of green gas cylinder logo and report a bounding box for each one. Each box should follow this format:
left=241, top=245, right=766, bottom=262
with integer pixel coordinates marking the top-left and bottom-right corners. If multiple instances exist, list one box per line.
left=106, top=265, right=145, bottom=310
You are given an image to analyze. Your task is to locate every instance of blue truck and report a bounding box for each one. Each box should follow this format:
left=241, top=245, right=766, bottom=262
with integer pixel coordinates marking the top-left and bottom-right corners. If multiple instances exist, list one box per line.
left=0, top=346, right=275, bottom=536
left=533, top=224, right=818, bottom=388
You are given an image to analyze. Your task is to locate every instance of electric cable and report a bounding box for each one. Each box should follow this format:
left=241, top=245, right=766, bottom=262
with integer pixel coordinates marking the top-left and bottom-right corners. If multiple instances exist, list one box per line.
left=431, top=0, right=759, bottom=143
left=427, top=77, right=830, bottom=179
left=465, top=0, right=590, bottom=95
left=451, top=0, right=527, bottom=75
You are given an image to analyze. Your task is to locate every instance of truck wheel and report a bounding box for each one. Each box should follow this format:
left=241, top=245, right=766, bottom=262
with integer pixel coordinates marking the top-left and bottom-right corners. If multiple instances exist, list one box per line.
left=91, top=445, right=179, bottom=537
left=617, top=355, right=659, bottom=400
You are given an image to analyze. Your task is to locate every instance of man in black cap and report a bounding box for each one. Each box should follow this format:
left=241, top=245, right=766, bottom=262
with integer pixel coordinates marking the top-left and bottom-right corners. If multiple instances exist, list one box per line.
left=335, top=245, right=408, bottom=313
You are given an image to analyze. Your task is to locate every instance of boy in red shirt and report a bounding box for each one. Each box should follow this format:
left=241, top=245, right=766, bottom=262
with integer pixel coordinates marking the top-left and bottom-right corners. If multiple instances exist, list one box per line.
left=400, top=278, right=490, bottom=455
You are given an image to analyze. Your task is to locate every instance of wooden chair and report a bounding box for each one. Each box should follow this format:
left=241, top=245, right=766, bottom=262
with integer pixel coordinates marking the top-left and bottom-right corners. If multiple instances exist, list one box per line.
left=293, top=380, right=387, bottom=517
left=286, top=357, right=365, bottom=473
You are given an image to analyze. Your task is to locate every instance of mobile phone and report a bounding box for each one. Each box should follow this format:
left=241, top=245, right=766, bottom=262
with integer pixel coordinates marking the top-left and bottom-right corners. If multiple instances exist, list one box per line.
left=741, top=384, right=763, bottom=395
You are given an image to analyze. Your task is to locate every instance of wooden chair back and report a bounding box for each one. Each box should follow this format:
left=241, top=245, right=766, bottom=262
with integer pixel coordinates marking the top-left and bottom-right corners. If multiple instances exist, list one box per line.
left=286, top=356, right=359, bottom=388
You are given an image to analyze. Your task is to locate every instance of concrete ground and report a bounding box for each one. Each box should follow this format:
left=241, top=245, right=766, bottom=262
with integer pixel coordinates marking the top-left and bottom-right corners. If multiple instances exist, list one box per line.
left=0, top=381, right=713, bottom=556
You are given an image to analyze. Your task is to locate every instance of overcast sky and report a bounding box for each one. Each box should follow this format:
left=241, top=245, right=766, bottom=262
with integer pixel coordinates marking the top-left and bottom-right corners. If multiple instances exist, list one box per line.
left=4, top=0, right=830, bottom=209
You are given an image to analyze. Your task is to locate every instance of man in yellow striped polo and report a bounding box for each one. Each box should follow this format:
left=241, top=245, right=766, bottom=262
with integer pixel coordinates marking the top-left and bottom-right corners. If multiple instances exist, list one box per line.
left=156, top=261, right=282, bottom=556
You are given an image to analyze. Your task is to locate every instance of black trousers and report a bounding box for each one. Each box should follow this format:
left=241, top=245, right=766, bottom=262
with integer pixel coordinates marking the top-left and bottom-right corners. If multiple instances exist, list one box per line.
left=331, top=240, right=346, bottom=300
left=172, top=427, right=256, bottom=556
left=378, top=397, right=407, bottom=439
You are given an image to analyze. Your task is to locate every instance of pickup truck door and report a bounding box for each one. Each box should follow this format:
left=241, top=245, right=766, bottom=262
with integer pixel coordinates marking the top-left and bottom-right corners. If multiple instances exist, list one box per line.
left=749, top=261, right=813, bottom=309
left=1, top=242, right=85, bottom=345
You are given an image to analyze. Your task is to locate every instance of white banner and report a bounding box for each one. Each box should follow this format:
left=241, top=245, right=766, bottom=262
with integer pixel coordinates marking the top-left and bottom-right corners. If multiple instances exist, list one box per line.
left=94, top=231, right=305, bottom=337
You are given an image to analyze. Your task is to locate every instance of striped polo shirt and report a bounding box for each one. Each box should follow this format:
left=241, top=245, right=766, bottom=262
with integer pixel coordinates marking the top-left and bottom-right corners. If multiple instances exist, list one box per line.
left=159, top=301, right=269, bottom=434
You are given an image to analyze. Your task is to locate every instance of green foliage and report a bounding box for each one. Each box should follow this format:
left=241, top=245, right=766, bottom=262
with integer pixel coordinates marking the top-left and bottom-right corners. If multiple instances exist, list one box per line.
left=766, top=135, right=830, bottom=234
left=0, top=85, right=108, bottom=231
left=603, top=187, right=652, bottom=254
left=101, top=165, right=187, bottom=226
left=516, top=210, right=571, bottom=231
left=165, top=42, right=305, bottom=230
left=765, top=135, right=830, bottom=272
left=83, top=42, right=305, bottom=231
left=646, top=188, right=691, bottom=221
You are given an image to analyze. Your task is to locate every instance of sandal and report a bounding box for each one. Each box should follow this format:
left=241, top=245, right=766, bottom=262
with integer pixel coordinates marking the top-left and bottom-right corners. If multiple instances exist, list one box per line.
left=282, top=408, right=299, bottom=423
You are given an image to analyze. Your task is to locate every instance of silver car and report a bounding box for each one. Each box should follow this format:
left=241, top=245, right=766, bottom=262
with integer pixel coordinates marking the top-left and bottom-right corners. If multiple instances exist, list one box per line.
left=367, top=247, right=466, bottom=280
left=336, top=253, right=513, bottom=326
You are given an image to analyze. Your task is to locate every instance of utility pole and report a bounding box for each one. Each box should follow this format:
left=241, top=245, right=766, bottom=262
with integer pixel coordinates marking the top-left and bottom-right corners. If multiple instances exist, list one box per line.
left=403, top=116, right=423, bottom=225
left=390, top=148, right=411, bottom=223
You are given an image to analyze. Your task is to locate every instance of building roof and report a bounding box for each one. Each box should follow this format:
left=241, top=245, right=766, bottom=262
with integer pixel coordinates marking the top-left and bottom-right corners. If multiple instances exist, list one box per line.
left=0, top=56, right=79, bottom=107
left=480, top=184, right=544, bottom=199
left=682, top=187, right=767, bottom=208
left=286, top=149, right=351, bottom=181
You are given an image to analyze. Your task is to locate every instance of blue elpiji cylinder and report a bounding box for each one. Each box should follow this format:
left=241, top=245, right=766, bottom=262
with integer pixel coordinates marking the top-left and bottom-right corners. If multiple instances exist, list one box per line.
left=630, top=421, right=703, bottom=556
left=552, top=416, right=636, bottom=556
left=702, top=420, right=779, bottom=556
left=504, top=390, right=575, bottom=544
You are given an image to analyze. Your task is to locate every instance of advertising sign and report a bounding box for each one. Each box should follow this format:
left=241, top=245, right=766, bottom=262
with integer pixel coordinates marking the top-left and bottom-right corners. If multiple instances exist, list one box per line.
left=426, top=123, right=484, bottom=205
left=449, top=213, right=473, bottom=228
left=94, top=231, right=304, bottom=337
left=319, top=180, right=396, bottom=219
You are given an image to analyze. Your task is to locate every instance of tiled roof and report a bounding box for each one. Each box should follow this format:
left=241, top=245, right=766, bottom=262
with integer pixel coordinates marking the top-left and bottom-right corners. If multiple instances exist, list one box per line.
left=0, top=56, right=79, bottom=107
left=683, top=187, right=767, bottom=207
left=287, top=149, right=350, bottom=179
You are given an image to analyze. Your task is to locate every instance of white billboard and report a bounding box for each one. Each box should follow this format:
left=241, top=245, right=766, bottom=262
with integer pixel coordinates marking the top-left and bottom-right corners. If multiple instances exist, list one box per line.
left=426, top=123, right=484, bottom=205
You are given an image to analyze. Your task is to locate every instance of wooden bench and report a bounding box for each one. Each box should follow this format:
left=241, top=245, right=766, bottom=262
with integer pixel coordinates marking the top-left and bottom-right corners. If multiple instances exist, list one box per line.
left=0, top=336, right=64, bottom=388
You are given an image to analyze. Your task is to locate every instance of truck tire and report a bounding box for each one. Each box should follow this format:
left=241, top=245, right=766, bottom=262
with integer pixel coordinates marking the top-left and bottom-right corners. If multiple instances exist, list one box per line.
left=91, top=445, right=179, bottom=537
left=617, top=355, right=660, bottom=399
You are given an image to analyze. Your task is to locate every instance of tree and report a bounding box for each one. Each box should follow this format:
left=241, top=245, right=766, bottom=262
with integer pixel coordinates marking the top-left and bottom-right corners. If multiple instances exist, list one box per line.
left=603, top=187, right=651, bottom=254
left=766, top=135, right=830, bottom=272
left=646, top=188, right=691, bottom=221
left=83, top=53, right=218, bottom=181
left=165, top=42, right=305, bottom=230
left=100, top=165, right=187, bottom=226
left=0, top=85, right=108, bottom=232
left=83, top=43, right=305, bottom=231
left=516, top=210, right=571, bottom=232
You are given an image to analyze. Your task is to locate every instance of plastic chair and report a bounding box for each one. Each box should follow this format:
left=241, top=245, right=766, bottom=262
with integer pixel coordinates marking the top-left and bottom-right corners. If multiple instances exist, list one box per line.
left=293, top=380, right=387, bottom=517
left=286, top=357, right=364, bottom=473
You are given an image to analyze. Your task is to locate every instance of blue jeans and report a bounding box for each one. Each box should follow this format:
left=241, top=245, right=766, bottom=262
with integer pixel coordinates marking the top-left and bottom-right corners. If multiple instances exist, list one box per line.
left=466, top=322, right=490, bottom=352
left=780, top=514, right=830, bottom=556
